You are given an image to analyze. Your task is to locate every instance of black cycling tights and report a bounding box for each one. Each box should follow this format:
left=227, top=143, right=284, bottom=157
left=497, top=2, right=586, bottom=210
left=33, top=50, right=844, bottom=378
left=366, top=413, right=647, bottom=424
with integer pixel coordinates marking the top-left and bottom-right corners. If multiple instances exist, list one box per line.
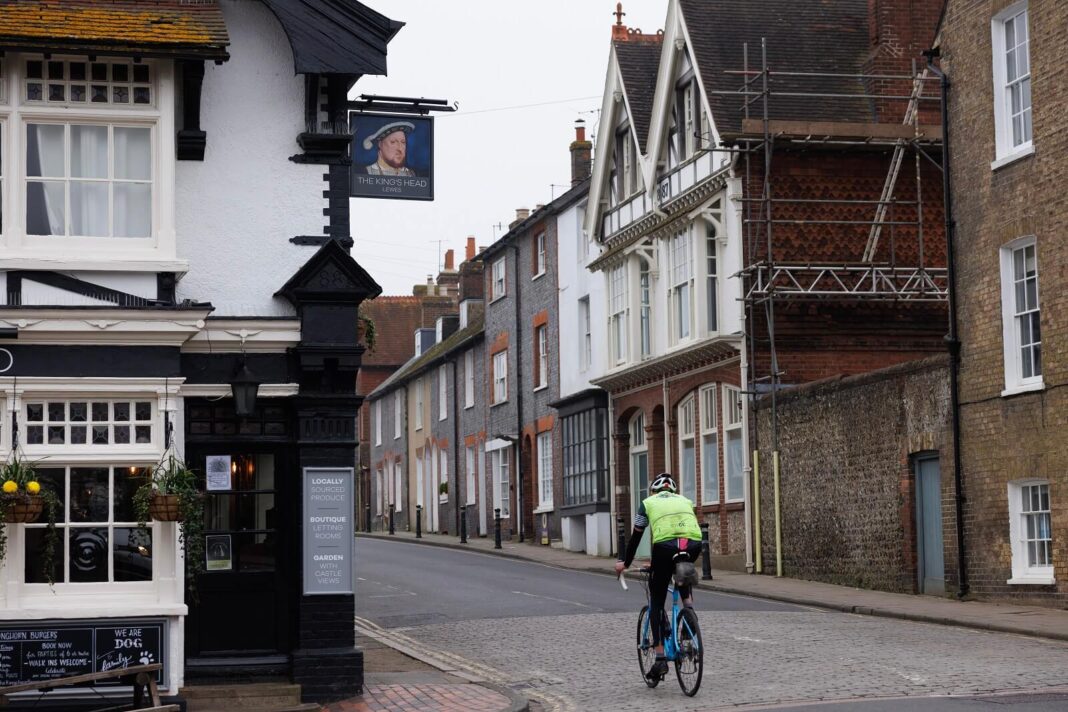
left=648, top=539, right=701, bottom=647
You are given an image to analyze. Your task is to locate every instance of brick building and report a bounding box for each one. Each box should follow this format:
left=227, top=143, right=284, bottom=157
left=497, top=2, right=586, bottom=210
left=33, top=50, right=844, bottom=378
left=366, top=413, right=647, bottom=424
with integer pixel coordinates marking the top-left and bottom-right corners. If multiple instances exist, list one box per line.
left=941, top=0, right=1068, bottom=604
left=585, top=1, right=949, bottom=574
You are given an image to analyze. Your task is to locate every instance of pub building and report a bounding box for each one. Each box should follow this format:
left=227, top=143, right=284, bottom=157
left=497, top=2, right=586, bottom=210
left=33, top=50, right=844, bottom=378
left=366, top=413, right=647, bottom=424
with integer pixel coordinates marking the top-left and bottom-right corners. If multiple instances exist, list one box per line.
left=0, top=0, right=402, bottom=707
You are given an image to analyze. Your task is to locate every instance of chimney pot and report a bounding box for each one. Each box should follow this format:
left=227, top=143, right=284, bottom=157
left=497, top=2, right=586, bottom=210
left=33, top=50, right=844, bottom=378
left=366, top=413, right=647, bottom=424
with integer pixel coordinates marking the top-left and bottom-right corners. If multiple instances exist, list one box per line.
left=444, top=249, right=455, bottom=271
left=570, top=118, right=593, bottom=185
left=516, top=208, right=530, bottom=222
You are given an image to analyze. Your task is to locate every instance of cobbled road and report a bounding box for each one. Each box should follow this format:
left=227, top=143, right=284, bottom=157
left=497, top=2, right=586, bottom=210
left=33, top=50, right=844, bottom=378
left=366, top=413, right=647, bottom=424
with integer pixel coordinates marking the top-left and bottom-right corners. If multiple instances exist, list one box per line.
left=356, top=537, right=1068, bottom=711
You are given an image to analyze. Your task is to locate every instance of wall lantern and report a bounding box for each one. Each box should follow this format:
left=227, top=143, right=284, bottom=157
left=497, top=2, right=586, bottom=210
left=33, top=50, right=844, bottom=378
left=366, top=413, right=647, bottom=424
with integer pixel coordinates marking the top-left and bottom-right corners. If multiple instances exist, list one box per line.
left=230, top=358, right=260, bottom=417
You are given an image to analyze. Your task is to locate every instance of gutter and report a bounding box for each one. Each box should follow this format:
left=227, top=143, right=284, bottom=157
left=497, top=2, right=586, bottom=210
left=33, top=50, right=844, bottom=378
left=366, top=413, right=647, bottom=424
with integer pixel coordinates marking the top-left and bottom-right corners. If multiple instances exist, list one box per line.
left=926, top=50, right=968, bottom=599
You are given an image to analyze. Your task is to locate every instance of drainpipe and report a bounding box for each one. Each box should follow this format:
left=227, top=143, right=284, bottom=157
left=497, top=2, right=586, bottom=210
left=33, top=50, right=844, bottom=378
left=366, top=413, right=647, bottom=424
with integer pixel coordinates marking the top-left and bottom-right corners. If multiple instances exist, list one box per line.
left=607, top=391, right=617, bottom=557
left=662, top=376, right=671, bottom=474
left=926, top=51, right=968, bottom=598
left=740, top=334, right=754, bottom=573
left=452, top=358, right=461, bottom=537
left=512, top=243, right=525, bottom=543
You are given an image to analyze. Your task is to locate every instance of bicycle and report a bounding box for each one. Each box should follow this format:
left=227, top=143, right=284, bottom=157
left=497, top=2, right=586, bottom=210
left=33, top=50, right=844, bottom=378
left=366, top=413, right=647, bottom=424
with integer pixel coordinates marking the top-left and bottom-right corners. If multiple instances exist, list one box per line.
left=619, top=563, right=703, bottom=696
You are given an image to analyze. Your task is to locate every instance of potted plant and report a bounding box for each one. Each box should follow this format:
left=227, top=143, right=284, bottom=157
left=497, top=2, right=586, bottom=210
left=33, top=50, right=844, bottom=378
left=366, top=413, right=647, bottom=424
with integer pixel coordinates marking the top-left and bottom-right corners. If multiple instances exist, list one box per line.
left=134, top=452, right=205, bottom=598
left=357, top=308, right=377, bottom=353
left=0, top=453, right=60, bottom=585
left=438, top=481, right=448, bottom=501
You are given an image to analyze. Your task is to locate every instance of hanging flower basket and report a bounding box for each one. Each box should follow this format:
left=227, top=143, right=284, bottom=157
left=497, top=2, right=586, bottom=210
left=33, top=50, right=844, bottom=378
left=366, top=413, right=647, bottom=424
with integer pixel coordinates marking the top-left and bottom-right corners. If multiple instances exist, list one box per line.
left=149, top=494, right=182, bottom=522
left=2, top=495, right=43, bottom=523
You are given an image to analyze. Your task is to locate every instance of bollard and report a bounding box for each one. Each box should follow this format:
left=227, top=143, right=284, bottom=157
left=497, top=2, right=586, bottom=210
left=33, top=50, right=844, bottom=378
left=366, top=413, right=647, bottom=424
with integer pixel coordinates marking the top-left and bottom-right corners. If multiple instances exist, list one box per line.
left=388, top=504, right=395, bottom=535
left=416, top=504, right=423, bottom=539
left=460, top=504, right=468, bottom=543
left=494, top=508, right=502, bottom=549
left=616, top=515, right=626, bottom=560
left=365, top=504, right=371, bottom=533
left=700, top=521, right=713, bottom=581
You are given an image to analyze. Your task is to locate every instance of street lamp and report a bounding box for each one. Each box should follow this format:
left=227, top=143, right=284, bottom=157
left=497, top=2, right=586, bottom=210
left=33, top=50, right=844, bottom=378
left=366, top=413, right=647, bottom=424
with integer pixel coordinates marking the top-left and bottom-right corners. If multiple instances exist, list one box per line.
left=230, top=357, right=260, bottom=417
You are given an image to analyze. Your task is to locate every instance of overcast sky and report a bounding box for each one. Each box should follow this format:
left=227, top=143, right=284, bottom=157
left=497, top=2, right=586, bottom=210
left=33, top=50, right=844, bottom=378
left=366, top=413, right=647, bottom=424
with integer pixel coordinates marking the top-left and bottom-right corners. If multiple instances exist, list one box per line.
left=350, top=0, right=668, bottom=295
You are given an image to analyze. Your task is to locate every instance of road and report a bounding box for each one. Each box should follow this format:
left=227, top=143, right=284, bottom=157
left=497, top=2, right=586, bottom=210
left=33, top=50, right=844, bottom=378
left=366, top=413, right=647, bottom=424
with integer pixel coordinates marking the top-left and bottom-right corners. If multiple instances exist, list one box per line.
left=355, top=537, right=1068, bottom=711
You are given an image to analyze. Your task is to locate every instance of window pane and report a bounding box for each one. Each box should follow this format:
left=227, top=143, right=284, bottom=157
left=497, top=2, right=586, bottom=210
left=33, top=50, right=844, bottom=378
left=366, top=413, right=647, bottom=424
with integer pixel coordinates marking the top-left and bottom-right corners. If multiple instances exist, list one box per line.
left=25, top=528, right=64, bottom=584
left=114, top=127, right=151, bottom=180
left=27, top=181, right=65, bottom=235
left=34, top=468, right=66, bottom=523
left=727, top=430, right=744, bottom=500
left=48, top=403, right=65, bottom=421
left=69, top=527, right=108, bottom=582
left=238, top=532, right=275, bottom=572
left=114, top=467, right=150, bottom=522
left=70, top=468, right=109, bottom=522
left=27, top=124, right=65, bottom=177
left=70, top=402, right=88, bottom=422
left=681, top=441, right=696, bottom=501
left=71, top=125, right=108, bottom=178
left=114, top=182, right=151, bottom=238
left=113, top=527, right=152, bottom=581
left=702, top=433, right=719, bottom=502
left=71, top=181, right=109, bottom=236
left=92, top=402, right=108, bottom=420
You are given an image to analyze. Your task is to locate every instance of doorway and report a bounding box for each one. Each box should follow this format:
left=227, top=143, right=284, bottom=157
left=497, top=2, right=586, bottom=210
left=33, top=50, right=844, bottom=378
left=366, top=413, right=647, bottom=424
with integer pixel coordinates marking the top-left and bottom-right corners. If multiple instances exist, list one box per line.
left=915, top=455, right=944, bottom=595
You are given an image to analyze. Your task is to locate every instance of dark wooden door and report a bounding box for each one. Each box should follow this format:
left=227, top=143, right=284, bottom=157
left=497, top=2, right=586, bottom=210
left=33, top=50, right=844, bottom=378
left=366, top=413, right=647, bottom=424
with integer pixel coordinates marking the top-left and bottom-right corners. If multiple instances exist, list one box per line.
left=184, top=443, right=296, bottom=662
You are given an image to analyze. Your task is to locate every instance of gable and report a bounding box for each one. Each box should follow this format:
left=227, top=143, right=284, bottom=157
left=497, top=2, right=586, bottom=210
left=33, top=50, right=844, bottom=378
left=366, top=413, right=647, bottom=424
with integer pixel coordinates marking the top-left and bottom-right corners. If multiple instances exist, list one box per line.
left=276, top=239, right=382, bottom=305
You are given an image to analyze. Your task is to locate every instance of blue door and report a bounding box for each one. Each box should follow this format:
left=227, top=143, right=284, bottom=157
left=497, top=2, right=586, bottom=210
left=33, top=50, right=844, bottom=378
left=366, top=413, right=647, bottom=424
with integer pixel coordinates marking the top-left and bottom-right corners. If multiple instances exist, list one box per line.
left=915, top=457, right=944, bottom=595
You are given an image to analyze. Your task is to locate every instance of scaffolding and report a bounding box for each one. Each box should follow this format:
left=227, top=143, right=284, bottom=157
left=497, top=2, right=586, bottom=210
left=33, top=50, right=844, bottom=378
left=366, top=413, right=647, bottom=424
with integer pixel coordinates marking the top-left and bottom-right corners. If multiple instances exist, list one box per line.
left=712, top=40, right=947, bottom=575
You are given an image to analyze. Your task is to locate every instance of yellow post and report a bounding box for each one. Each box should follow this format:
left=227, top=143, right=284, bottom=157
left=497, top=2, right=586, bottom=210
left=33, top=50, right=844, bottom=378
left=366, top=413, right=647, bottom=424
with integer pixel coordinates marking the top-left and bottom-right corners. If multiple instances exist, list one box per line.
left=773, top=450, right=782, bottom=577
left=752, top=450, right=762, bottom=573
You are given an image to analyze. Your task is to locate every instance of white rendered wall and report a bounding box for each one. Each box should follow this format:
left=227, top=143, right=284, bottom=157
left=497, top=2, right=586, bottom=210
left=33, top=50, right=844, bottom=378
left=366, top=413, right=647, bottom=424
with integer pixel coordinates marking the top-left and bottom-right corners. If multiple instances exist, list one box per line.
left=175, top=0, right=326, bottom=316
left=556, top=199, right=607, bottom=398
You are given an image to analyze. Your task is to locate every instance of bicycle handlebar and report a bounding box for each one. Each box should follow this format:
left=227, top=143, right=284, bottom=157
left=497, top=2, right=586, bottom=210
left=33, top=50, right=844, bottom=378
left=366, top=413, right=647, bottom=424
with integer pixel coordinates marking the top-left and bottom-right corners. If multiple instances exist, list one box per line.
left=618, top=571, right=628, bottom=591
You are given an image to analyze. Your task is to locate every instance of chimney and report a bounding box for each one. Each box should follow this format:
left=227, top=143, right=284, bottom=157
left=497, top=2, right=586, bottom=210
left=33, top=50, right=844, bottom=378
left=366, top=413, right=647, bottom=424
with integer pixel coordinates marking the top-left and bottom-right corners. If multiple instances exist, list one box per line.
left=571, top=119, right=592, bottom=185
left=509, top=208, right=530, bottom=229
left=865, top=0, right=943, bottom=122
left=466, top=236, right=476, bottom=261
left=444, top=249, right=455, bottom=271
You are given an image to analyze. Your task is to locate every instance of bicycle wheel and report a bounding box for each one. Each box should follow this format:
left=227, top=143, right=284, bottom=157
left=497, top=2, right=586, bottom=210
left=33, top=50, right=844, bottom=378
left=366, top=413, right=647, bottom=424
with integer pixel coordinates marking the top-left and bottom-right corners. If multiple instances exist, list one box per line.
left=674, top=607, right=703, bottom=696
left=636, top=605, right=659, bottom=688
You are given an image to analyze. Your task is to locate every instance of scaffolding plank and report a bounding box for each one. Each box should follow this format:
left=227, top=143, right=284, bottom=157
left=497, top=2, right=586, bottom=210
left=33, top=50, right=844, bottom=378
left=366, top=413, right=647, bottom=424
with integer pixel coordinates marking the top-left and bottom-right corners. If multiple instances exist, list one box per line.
left=738, top=119, right=942, bottom=141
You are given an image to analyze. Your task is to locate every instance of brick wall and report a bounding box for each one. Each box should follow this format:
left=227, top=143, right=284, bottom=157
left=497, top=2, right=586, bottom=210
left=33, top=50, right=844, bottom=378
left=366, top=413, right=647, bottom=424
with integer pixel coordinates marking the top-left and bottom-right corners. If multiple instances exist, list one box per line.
left=942, top=0, right=1068, bottom=605
left=754, top=356, right=952, bottom=593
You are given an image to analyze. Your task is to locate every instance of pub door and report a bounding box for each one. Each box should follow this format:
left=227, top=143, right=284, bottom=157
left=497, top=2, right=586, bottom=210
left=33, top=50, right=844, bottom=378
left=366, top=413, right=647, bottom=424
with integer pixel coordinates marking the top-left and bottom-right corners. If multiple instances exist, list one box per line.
left=184, top=442, right=296, bottom=672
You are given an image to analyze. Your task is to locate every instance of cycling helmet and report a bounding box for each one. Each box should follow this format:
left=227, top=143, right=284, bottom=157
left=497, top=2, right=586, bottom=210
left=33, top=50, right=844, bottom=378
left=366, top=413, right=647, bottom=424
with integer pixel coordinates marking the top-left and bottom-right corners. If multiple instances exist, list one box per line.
left=649, top=473, right=677, bottom=494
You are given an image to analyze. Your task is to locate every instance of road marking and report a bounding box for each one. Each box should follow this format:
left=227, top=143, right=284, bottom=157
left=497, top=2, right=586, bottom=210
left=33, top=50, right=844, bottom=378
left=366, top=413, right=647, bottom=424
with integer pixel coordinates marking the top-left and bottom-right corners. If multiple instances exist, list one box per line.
left=733, top=634, right=773, bottom=643
left=511, top=590, right=594, bottom=609
left=368, top=591, right=417, bottom=598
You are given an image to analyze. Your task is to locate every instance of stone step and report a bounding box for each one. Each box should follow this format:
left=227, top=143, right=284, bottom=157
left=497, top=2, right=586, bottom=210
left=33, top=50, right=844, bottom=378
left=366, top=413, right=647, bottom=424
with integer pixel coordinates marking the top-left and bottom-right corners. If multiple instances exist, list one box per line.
left=189, top=704, right=320, bottom=712
left=179, top=682, right=310, bottom=711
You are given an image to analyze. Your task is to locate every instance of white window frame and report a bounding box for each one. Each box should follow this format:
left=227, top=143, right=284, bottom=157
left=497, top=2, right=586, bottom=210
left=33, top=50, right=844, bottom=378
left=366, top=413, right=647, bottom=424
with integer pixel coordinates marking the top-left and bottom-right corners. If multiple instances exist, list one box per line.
left=394, top=390, right=402, bottom=439
left=491, top=257, right=507, bottom=301
left=375, top=466, right=384, bottom=515
left=723, top=384, right=744, bottom=502
left=991, top=3, right=1033, bottom=168
left=534, top=232, right=546, bottom=278
left=1007, top=479, right=1054, bottom=585
left=999, top=236, right=1042, bottom=395
left=1, top=53, right=180, bottom=270
left=414, top=377, right=424, bottom=430
left=535, top=325, right=548, bottom=390
left=374, top=400, right=382, bottom=446
left=393, top=459, right=402, bottom=512
left=536, top=431, right=553, bottom=511
left=492, top=350, right=508, bottom=405
left=21, top=397, right=157, bottom=456
left=415, top=451, right=424, bottom=508
left=438, top=364, right=448, bottom=421
left=668, top=229, right=694, bottom=345
left=464, top=349, right=475, bottom=408
left=493, top=447, right=511, bottom=518
left=439, top=450, right=449, bottom=503
left=577, top=206, right=588, bottom=261
left=677, top=395, right=696, bottom=502
left=465, top=445, right=476, bottom=506
left=699, top=385, right=718, bottom=505
left=609, top=264, right=628, bottom=366
left=705, top=222, right=719, bottom=334
left=579, top=296, right=592, bottom=371
left=639, top=258, right=652, bottom=359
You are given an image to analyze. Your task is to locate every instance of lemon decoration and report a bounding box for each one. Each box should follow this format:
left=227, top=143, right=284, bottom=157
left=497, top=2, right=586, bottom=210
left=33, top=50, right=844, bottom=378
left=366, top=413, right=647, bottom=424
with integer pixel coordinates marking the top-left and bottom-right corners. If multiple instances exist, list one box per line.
left=27, top=481, right=40, bottom=495
left=2, top=480, right=16, bottom=494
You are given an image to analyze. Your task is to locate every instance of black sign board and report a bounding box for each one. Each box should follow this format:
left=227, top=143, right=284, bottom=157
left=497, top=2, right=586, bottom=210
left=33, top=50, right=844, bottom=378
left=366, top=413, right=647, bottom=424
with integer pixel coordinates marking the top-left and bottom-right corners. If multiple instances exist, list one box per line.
left=0, top=619, right=165, bottom=687
left=350, top=113, right=434, bottom=201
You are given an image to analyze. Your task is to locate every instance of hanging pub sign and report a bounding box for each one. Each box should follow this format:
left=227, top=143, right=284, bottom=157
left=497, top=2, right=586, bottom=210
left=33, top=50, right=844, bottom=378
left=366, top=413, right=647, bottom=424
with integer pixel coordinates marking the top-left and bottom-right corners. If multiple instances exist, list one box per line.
left=350, top=113, right=434, bottom=201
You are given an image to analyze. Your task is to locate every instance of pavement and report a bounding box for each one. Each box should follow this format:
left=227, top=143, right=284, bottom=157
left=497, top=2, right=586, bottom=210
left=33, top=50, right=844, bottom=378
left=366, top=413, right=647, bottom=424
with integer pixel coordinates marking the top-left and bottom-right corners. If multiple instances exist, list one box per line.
left=358, top=529, right=1068, bottom=643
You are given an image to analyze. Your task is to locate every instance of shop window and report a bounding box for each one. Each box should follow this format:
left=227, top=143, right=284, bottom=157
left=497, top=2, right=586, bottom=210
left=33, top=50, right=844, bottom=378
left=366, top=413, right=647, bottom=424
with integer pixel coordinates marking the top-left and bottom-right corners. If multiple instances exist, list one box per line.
left=24, top=399, right=153, bottom=446
left=202, top=454, right=277, bottom=573
left=25, top=465, right=153, bottom=584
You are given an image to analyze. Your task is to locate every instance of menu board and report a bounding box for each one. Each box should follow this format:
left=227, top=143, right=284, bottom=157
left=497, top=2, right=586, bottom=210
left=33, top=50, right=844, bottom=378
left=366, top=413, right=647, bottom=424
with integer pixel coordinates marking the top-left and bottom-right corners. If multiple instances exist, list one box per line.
left=0, top=620, right=165, bottom=687
left=303, top=468, right=354, bottom=595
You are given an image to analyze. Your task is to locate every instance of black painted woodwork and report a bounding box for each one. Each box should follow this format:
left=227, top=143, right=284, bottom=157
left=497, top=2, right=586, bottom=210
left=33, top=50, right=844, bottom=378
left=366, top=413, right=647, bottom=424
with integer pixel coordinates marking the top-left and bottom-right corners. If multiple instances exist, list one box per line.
left=180, top=353, right=290, bottom=387
left=6, top=271, right=161, bottom=307
left=0, top=345, right=179, bottom=378
left=177, top=60, right=207, bottom=161
left=260, top=0, right=403, bottom=76
left=157, top=273, right=177, bottom=304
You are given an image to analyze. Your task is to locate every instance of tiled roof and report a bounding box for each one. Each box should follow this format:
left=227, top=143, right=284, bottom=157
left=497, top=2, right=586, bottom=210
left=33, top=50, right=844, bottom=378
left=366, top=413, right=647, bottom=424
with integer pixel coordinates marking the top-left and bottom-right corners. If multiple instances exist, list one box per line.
left=0, top=0, right=229, bottom=60
left=614, top=37, right=662, bottom=152
left=368, top=316, right=484, bottom=400
left=680, top=0, right=871, bottom=135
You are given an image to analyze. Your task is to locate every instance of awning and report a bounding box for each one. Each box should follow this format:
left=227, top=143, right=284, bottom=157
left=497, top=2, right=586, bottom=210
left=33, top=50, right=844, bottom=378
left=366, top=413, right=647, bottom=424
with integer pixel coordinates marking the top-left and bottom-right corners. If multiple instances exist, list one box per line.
left=0, top=0, right=230, bottom=61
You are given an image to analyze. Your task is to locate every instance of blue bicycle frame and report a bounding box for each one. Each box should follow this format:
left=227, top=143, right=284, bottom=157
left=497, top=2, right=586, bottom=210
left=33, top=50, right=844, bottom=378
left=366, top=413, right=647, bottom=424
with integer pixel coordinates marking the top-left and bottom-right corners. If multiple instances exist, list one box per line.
left=642, top=577, right=699, bottom=662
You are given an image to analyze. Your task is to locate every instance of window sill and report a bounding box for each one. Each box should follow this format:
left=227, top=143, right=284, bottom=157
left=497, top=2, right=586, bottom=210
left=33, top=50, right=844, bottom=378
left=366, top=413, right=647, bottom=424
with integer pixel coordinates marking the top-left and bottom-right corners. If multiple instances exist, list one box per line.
left=533, top=504, right=554, bottom=515
left=489, top=294, right=507, bottom=305
left=532, top=272, right=546, bottom=282
left=1006, top=575, right=1056, bottom=586
left=464, top=403, right=475, bottom=410
left=491, top=399, right=508, bottom=407
left=991, top=144, right=1035, bottom=171
left=533, top=385, right=548, bottom=393
left=1001, top=380, right=1044, bottom=398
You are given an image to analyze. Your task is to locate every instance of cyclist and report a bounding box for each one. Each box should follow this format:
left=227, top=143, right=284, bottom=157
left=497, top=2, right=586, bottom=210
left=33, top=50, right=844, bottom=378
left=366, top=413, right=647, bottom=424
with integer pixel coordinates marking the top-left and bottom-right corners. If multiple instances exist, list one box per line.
left=614, top=473, right=702, bottom=681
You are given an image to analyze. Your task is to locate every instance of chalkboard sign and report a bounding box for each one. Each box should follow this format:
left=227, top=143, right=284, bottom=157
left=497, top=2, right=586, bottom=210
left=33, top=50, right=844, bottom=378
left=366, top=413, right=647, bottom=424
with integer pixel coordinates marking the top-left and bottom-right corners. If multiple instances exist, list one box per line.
left=0, top=619, right=165, bottom=688
left=303, top=467, right=355, bottom=595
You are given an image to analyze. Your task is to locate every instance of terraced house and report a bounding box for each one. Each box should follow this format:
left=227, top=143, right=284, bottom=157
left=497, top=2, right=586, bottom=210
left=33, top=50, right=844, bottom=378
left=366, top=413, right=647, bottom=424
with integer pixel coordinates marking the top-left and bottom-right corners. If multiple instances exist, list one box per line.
left=0, top=0, right=403, bottom=706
